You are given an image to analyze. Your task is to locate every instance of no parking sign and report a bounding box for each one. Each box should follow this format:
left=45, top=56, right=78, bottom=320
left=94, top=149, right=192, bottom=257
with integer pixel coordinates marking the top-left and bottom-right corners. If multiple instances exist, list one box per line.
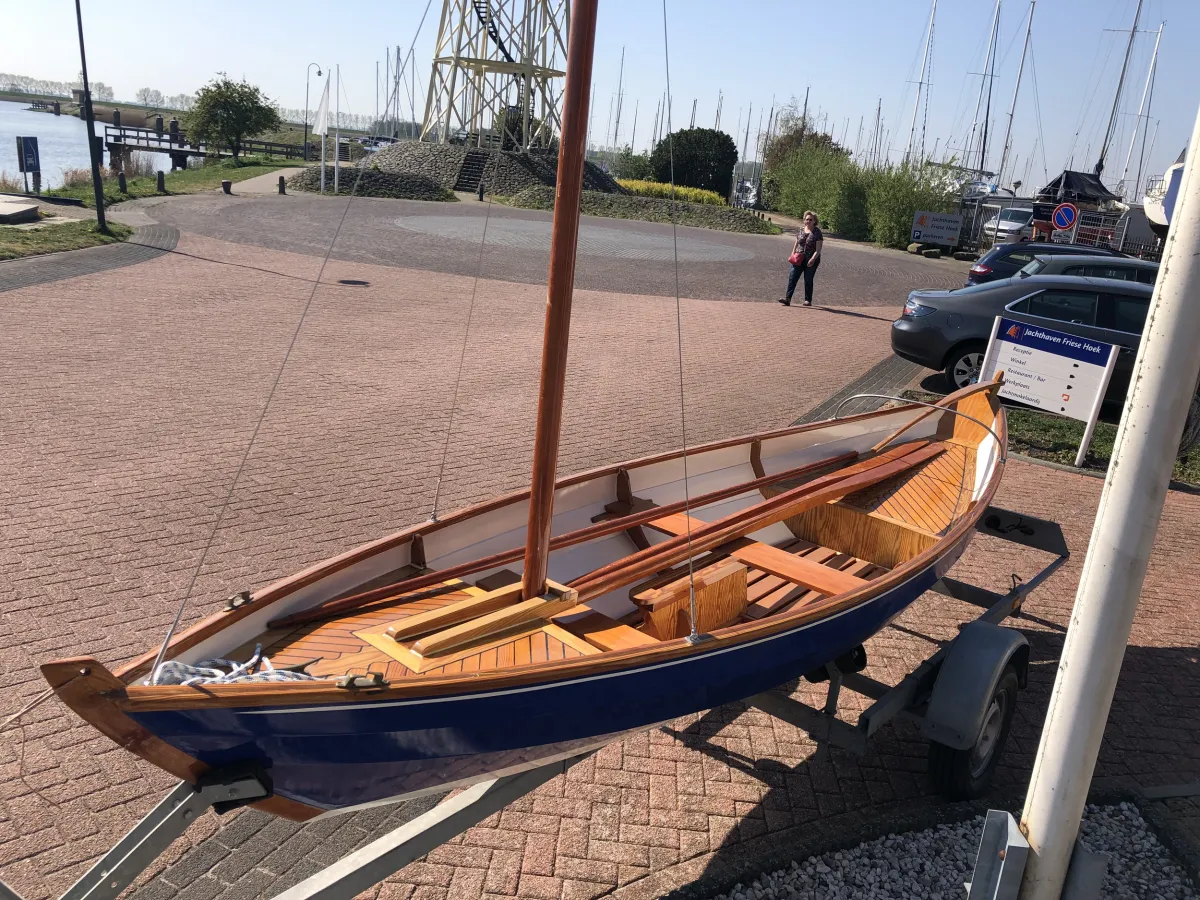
left=1051, top=202, right=1078, bottom=231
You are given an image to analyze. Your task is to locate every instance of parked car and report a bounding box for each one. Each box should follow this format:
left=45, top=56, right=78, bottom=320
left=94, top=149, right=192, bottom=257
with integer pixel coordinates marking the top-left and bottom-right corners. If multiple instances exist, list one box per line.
left=1018, top=253, right=1158, bottom=285
left=982, top=207, right=1034, bottom=242
left=965, top=241, right=1124, bottom=286
left=890, top=274, right=1153, bottom=398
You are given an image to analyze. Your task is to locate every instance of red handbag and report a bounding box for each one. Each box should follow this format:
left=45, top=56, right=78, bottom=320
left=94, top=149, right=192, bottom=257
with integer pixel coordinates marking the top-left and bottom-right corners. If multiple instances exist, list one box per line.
left=789, top=233, right=806, bottom=265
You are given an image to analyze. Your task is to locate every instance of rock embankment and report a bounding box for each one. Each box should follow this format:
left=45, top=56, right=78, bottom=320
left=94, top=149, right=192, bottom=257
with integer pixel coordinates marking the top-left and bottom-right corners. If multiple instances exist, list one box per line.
left=288, top=166, right=456, bottom=201
left=369, top=142, right=624, bottom=195
left=370, top=142, right=467, bottom=190
left=509, top=186, right=780, bottom=235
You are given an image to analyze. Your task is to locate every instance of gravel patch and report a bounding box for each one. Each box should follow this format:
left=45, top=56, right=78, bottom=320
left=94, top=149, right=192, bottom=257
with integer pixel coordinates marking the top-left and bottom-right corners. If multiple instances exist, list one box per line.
left=705, top=804, right=1196, bottom=900
left=481, top=150, right=623, bottom=195
left=368, top=142, right=624, bottom=195
left=508, top=186, right=781, bottom=235
left=370, top=142, right=466, bottom=189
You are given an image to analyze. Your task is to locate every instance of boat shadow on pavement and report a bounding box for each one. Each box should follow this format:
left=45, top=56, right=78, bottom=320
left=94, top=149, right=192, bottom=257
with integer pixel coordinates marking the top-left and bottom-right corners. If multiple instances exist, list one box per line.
left=653, top=626, right=1199, bottom=900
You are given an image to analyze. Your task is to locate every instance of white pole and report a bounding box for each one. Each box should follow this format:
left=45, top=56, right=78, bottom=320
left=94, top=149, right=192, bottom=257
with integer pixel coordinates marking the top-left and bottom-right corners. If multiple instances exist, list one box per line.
left=905, top=0, right=937, bottom=165
left=1121, top=22, right=1163, bottom=193
left=969, top=0, right=1001, bottom=175
left=334, top=64, right=340, bottom=194
left=1018, top=100, right=1200, bottom=899
left=997, top=0, right=1035, bottom=189
left=321, top=135, right=326, bottom=193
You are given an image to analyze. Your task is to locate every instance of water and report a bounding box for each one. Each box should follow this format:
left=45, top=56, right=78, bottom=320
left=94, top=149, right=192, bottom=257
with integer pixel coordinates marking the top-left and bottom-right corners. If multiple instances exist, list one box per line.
left=0, top=99, right=101, bottom=189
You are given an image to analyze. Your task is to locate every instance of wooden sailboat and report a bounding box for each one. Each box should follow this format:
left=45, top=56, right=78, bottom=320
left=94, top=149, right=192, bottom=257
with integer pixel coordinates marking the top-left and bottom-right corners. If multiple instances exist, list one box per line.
left=41, top=0, right=1007, bottom=824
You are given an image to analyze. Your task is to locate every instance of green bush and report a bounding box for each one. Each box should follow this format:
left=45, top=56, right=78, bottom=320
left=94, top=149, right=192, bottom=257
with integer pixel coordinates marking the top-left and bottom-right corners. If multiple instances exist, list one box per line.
left=609, top=146, right=653, bottom=181
left=616, top=179, right=726, bottom=206
left=768, top=140, right=954, bottom=248
left=649, top=128, right=737, bottom=197
left=863, top=164, right=956, bottom=249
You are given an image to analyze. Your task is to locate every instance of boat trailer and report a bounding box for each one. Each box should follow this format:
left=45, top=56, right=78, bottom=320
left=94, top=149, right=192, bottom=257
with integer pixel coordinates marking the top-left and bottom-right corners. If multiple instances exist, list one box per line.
left=0, top=505, right=1068, bottom=900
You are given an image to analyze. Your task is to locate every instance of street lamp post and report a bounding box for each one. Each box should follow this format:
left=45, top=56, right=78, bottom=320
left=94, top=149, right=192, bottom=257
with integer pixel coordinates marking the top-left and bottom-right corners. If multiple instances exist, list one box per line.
left=304, top=63, right=323, bottom=162
left=74, top=0, right=107, bottom=232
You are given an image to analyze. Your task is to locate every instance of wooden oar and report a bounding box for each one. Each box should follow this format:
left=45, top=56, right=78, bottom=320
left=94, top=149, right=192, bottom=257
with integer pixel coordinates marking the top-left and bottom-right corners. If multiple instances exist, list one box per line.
left=268, top=450, right=858, bottom=629
left=571, top=441, right=944, bottom=602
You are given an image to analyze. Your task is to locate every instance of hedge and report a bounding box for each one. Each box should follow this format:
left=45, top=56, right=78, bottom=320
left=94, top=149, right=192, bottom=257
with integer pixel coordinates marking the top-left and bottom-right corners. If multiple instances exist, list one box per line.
left=768, top=142, right=956, bottom=249
left=616, top=179, right=726, bottom=206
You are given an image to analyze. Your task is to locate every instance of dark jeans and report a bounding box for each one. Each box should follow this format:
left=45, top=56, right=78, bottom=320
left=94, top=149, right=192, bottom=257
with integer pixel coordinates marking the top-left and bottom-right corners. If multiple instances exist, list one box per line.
left=785, top=258, right=821, bottom=303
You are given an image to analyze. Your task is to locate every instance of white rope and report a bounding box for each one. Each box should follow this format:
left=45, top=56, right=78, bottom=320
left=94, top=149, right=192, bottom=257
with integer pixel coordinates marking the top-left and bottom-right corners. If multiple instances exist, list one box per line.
left=659, top=0, right=701, bottom=642
left=0, top=688, right=55, bottom=734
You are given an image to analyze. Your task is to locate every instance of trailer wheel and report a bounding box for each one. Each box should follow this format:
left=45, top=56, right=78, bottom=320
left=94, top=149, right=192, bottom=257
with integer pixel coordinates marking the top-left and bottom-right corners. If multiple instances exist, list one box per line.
left=928, top=666, right=1019, bottom=799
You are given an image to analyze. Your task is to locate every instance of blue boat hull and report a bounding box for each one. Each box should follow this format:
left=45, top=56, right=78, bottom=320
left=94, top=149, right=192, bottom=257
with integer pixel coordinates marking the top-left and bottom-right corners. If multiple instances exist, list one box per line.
left=129, top=537, right=966, bottom=813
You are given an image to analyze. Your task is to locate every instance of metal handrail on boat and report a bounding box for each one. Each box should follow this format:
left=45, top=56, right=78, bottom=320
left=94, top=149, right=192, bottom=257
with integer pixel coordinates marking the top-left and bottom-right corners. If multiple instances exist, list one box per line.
left=833, top=392, right=1007, bottom=536
left=832, top=393, right=1008, bottom=463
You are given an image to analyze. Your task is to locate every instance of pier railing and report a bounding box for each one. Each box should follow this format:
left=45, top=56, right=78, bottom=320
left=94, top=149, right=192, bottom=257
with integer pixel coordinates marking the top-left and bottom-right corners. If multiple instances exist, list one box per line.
left=103, top=125, right=308, bottom=160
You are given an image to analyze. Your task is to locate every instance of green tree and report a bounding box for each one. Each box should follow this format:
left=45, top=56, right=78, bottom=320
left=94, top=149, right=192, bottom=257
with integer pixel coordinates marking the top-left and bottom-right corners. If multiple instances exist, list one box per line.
left=649, top=128, right=738, bottom=197
left=610, top=146, right=653, bottom=181
left=186, top=75, right=283, bottom=160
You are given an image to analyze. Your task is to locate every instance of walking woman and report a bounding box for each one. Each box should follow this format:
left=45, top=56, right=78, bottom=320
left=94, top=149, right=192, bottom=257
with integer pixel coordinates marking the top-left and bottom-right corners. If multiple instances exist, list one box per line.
left=778, top=211, right=824, bottom=306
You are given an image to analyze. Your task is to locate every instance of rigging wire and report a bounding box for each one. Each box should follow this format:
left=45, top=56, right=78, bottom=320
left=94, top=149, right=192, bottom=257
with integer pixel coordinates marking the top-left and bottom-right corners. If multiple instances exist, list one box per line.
left=659, top=0, right=700, bottom=643
left=1029, top=48, right=1051, bottom=184
left=146, top=84, right=377, bottom=685
left=430, top=187, right=496, bottom=523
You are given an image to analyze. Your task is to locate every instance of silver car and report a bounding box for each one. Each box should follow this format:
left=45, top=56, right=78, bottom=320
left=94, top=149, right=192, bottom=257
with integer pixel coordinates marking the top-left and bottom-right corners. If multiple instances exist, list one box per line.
left=982, top=207, right=1034, bottom=242
left=1018, top=253, right=1158, bottom=285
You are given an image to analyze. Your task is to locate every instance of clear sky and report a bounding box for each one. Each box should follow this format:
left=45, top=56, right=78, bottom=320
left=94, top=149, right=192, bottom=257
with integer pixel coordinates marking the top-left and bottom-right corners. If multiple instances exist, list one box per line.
left=6, top=0, right=1196, bottom=194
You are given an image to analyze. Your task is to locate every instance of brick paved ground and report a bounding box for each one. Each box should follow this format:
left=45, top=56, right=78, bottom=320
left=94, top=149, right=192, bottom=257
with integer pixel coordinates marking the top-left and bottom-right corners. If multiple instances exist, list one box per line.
left=0, top=205, right=1195, bottom=900
left=134, top=193, right=968, bottom=306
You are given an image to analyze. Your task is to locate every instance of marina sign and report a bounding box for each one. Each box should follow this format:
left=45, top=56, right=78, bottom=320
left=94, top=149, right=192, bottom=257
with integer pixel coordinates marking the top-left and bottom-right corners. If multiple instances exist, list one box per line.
left=911, top=211, right=963, bottom=247
left=979, top=316, right=1118, bottom=467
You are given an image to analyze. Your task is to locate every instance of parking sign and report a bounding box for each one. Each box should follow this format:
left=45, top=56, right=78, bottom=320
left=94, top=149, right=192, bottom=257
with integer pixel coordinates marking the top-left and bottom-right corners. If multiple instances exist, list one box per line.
left=15, top=136, right=40, bottom=174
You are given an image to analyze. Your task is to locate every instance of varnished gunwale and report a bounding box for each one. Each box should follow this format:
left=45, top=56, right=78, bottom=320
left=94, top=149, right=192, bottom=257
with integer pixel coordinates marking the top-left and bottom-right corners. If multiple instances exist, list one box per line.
left=111, top=403, right=922, bottom=682
left=113, top=407, right=1005, bottom=713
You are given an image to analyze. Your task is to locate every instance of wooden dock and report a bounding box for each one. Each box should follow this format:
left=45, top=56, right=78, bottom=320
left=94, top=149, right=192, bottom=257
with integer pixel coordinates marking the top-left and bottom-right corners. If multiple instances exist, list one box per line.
left=104, top=125, right=308, bottom=161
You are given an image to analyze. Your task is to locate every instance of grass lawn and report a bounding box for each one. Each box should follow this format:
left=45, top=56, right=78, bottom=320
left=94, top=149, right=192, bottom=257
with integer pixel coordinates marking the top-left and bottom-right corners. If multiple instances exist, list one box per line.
left=903, top=389, right=1200, bottom=487
left=0, top=219, right=132, bottom=261
left=46, top=156, right=303, bottom=207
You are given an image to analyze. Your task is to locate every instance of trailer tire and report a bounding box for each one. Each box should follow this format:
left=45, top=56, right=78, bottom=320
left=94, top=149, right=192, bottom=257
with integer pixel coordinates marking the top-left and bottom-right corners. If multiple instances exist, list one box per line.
left=928, top=666, right=1019, bottom=800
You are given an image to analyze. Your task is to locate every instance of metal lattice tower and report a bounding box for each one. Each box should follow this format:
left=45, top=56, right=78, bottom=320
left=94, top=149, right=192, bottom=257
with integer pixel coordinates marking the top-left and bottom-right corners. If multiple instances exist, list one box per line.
left=421, top=0, right=569, bottom=151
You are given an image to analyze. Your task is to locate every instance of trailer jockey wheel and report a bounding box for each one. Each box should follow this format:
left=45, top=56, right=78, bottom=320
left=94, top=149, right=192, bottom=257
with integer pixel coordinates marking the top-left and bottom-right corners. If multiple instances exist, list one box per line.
left=927, top=665, right=1019, bottom=800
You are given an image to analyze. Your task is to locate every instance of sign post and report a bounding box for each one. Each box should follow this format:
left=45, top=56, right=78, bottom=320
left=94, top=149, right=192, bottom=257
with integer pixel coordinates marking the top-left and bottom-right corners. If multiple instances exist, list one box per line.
left=15, top=136, right=40, bottom=194
left=978, top=316, right=1119, bottom=467
left=911, top=210, right=963, bottom=247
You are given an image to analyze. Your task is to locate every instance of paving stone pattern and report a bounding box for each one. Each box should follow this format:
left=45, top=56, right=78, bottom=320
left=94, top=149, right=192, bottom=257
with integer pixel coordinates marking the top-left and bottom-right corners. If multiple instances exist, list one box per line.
left=0, top=224, right=179, bottom=293
left=0, top=231, right=905, bottom=899
left=393, top=215, right=755, bottom=262
left=794, top=353, right=925, bottom=424
left=0, top=223, right=1195, bottom=900
left=140, top=194, right=967, bottom=306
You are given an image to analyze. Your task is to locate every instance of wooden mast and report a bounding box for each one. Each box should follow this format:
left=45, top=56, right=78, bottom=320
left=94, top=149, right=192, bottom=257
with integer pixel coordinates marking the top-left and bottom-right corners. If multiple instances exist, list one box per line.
left=521, top=0, right=600, bottom=600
